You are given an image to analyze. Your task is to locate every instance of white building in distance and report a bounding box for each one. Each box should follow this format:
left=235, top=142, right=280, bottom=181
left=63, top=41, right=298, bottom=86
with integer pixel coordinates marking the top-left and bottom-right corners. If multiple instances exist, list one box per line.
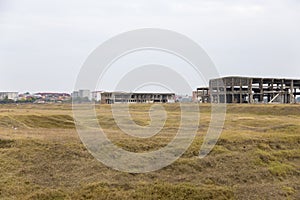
left=91, top=91, right=103, bottom=102
left=0, top=92, right=18, bottom=101
left=72, top=89, right=91, bottom=100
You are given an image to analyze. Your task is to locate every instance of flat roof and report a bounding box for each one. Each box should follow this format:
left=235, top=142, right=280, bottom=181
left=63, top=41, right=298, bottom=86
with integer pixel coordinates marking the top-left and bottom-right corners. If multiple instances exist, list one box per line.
left=211, top=76, right=300, bottom=81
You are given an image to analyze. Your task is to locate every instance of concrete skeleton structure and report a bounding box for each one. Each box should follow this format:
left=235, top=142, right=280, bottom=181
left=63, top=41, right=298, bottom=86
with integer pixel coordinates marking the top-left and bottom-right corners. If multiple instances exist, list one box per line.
left=195, top=76, right=300, bottom=104
left=99, top=92, right=175, bottom=104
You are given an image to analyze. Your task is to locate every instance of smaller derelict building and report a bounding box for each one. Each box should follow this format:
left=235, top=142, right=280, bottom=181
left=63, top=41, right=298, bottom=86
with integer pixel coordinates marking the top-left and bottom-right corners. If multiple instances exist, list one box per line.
left=99, top=92, right=175, bottom=104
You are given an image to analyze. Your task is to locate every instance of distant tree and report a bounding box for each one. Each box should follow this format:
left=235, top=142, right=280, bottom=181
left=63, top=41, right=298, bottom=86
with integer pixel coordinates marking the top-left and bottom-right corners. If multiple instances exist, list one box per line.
left=16, top=97, right=37, bottom=104
left=0, top=96, right=14, bottom=104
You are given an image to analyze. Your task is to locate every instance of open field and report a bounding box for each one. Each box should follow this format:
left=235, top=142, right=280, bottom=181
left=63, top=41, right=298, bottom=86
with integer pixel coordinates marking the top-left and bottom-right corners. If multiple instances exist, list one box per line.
left=0, top=103, right=299, bottom=199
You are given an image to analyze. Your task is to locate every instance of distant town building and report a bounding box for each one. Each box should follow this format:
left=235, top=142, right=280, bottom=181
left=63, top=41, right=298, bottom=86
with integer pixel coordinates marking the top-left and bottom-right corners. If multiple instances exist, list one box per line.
left=192, top=91, right=198, bottom=102
left=34, top=92, right=71, bottom=102
left=71, top=91, right=79, bottom=99
left=0, top=92, right=18, bottom=101
left=92, top=91, right=103, bottom=102
left=175, top=95, right=193, bottom=103
left=79, top=90, right=91, bottom=99
left=72, top=90, right=91, bottom=100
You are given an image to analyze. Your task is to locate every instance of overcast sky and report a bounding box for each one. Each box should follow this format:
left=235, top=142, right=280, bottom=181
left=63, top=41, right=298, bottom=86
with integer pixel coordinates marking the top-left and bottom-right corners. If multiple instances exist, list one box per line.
left=0, top=0, right=299, bottom=93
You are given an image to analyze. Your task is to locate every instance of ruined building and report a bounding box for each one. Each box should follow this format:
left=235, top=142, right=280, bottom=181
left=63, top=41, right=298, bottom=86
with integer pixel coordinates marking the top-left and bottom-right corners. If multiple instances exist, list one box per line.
left=195, top=76, right=300, bottom=103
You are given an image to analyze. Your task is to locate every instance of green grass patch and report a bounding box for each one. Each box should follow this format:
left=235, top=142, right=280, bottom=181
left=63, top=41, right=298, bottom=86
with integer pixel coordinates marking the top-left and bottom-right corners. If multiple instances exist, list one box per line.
left=268, top=161, right=296, bottom=177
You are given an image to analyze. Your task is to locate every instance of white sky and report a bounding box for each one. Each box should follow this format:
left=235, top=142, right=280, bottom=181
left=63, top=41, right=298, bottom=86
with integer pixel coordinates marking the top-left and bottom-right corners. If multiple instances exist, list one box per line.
left=0, top=0, right=299, bottom=93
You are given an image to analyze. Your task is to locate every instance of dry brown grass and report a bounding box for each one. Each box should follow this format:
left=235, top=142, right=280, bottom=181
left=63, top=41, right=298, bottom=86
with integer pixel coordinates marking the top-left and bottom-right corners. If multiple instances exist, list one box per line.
left=0, top=103, right=299, bottom=199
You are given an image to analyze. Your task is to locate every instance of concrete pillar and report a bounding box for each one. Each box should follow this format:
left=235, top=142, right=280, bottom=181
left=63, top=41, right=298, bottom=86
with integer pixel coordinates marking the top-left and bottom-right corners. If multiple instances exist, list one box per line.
left=231, top=78, right=234, bottom=103
left=281, top=80, right=284, bottom=103
left=290, top=80, right=295, bottom=103
left=224, top=79, right=227, bottom=103
left=240, top=78, right=242, bottom=103
left=249, top=78, right=253, bottom=103
left=271, top=79, right=274, bottom=101
left=260, top=79, right=263, bottom=103
left=217, top=79, right=220, bottom=103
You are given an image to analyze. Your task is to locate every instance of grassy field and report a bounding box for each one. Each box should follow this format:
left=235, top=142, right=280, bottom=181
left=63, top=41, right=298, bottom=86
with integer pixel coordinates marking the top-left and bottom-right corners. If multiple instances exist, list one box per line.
left=0, top=103, right=299, bottom=199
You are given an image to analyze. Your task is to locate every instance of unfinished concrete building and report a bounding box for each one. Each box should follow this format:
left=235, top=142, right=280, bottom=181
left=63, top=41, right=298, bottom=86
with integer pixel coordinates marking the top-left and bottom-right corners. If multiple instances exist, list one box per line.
left=193, top=88, right=210, bottom=103
left=100, top=92, right=175, bottom=104
left=195, top=76, right=300, bottom=104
